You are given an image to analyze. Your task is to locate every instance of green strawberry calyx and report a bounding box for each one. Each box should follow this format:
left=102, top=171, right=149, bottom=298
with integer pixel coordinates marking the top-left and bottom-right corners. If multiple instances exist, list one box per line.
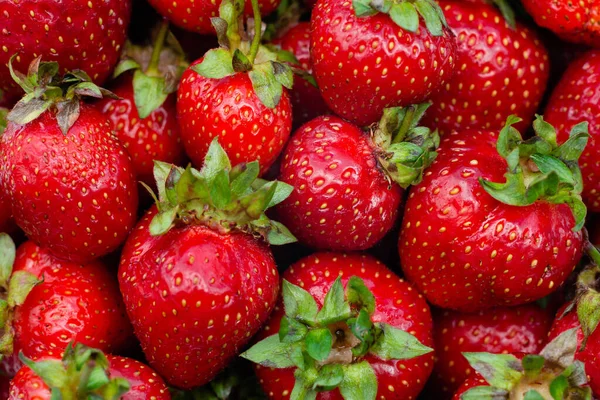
left=112, top=19, right=189, bottom=119
left=370, top=103, right=440, bottom=188
left=192, top=0, right=294, bottom=109
left=460, top=328, right=591, bottom=400
left=0, top=107, right=7, bottom=134
left=0, top=233, right=41, bottom=360
left=353, top=0, right=448, bottom=37
left=146, top=138, right=296, bottom=245
left=480, top=115, right=589, bottom=231
left=19, top=342, right=130, bottom=400
left=241, top=276, right=433, bottom=400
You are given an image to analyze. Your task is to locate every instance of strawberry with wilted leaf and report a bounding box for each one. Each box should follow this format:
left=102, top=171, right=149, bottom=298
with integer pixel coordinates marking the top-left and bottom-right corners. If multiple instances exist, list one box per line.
left=177, top=0, right=293, bottom=175
left=119, top=139, right=295, bottom=389
left=244, top=252, right=434, bottom=400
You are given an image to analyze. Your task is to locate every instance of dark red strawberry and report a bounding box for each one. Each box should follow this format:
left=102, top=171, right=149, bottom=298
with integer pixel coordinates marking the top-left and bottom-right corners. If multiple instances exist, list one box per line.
left=0, top=0, right=131, bottom=104
left=244, top=252, right=434, bottom=400
left=0, top=59, right=138, bottom=263
left=310, top=0, right=456, bottom=126
left=399, top=116, right=587, bottom=311
left=521, top=0, right=599, bottom=47
left=429, top=304, right=552, bottom=398
left=276, top=105, right=438, bottom=251
left=423, top=0, right=549, bottom=135
left=119, top=139, right=295, bottom=388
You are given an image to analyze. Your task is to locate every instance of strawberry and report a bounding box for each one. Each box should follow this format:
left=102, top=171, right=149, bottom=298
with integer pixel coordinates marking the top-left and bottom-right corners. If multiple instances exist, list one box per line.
left=0, top=0, right=131, bottom=104
left=243, top=252, right=434, bottom=400
left=99, top=21, right=188, bottom=187
left=276, top=104, right=438, bottom=251
left=428, top=304, right=553, bottom=398
left=0, top=108, right=16, bottom=234
left=521, top=0, right=599, bottom=47
left=8, top=343, right=169, bottom=399
left=399, top=116, right=588, bottom=311
left=0, top=59, right=139, bottom=263
left=423, top=0, right=549, bottom=135
left=544, top=50, right=600, bottom=213
left=119, top=139, right=295, bottom=388
left=177, top=0, right=293, bottom=175
left=310, top=0, right=456, bottom=126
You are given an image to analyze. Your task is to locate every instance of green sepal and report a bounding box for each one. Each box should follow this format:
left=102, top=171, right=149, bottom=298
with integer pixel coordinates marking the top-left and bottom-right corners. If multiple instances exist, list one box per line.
left=523, top=390, right=545, bottom=400
left=539, top=327, right=578, bottom=369
left=0, top=107, right=7, bottom=134
left=521, top=355, right=545, bottom=378
left=279, top=316, right=309, bottom=343
left=248, top=61, right=293, bottom=109
left=346, top=276, right=376, bottom=314
left=370, top=323, right=433, bottom=360
left=338, top=362, right=377, bottom=400
left=460, top=386, right=509, bottom=400
left=282, top=280, right=319, bottom=325
left=305, top=328, right=333, bottom=362
left=313, top=364, right=344, bottom=391
left=232, top=50, right=253, bottom=73
left=0, top=233, right=16, bottom=289
left=7, top=271, right=41, bottom=307
left=316, top=277, right=351, bottom=325
left=240, top=334, right=303, bottom=369
left=462, top=352, right=523, bottom=391
left=290, top=371, right=318, bottom=400
left=348, top=309, right=375, bottom=357
left=133, top=71, right=169, bottom=119
left=576, top=285, right=600, bottom=348
left=20, top=354, right=68, bottom=388
left=192, top=48, right=235, bottom=80
left=112, top=59, right=141, bottom=78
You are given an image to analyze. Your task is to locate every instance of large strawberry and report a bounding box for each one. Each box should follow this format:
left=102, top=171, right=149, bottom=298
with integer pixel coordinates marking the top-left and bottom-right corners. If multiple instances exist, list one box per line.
left=0, top=59, right=139, bottom=263
left=0, top=0, right=131, bottom=104
left=399, top=115, right=588, bottom=311
left=423, top=0, right=549, bottom=135
left=276, top=104, right=438, bottom=251
left=243, top=252, right=434, bottom=400
left=310, top=0, right=456, bottom=126
left=177, top=0, right=293, bottom=175
left=119, top=139, right=295, bottom=388
left=428, top=304, right=553, bottom=398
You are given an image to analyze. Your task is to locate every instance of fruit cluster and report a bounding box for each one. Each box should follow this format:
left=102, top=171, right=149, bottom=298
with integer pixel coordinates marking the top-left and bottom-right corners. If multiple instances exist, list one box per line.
left=0, top=0, right=599, bottom=399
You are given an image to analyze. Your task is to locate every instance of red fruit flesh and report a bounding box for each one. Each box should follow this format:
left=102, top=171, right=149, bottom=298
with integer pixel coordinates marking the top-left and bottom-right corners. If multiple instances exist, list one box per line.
left=254, top=252, right=434, bottom=400
left=424, top=0, right=549, bottom=135
left=544, top=50, right=600, bottom=212
left=0, top=0, right=131, bottom=103
left=177, top=61, right=292, bottom=175
left=276, top=116, right=402, bottom=251
left=399, top=130, right=583, bottom=311
left=310, top=0, right=456, bottom=126
left=119, top=207, right=280, bottom=389
left=0, top=105, right=139, bottom=263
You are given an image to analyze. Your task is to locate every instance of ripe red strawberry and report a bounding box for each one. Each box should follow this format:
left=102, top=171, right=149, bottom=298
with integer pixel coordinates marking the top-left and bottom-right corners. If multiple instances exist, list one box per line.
left=544, top=50, right=600, bottom=212
left=0, top=59, right=139, bottom=263
left=0, top=0, right=131, bottom=104
left=423, top=0, right=549, bottom=135
left=276, top=105, right=438, bottom=251
left=119, top=139, right=295, bottom=388
left=521, top=0, right=599, bottom=47
left=244, top=252, right=434, bottom=399
left=399, top=116, right=587, bottom=311
left=177, top=0, right=293, bottom=175
left=310, top=0, right=456, bottom=126
left=428, top=304, right=552, bottom=398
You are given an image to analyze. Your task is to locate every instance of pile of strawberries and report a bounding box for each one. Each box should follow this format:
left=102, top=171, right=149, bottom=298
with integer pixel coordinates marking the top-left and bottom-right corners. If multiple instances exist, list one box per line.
left=1, top=0, right=600, bottom=398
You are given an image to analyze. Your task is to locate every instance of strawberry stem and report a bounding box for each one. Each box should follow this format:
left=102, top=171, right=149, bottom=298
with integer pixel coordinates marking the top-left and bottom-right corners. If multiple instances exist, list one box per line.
left=585, top=239, right=600, bottom=268
left=248, top=0, right=262, bottom=65
left=147, top=19, right=170, bottom=76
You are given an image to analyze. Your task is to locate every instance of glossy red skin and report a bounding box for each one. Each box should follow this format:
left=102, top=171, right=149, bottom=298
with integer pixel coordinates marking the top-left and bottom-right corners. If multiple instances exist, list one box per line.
left=548, top=305, right=600, bottom=396
left=254, top=252, right=434, bottom=400
left=99, top=74, right=187, bottom=186
left=310, top=0, right=456, bottom=127
left=146, top=0, right=281, bottom=34
left=521, top=0, right=599, bottom=47
left=276, top=116, right=402, bottom=251
left=119, top=207, right=280, bottom=389
left=0, top=105, right=139, bottom=263
left=452, top=376, right=489, bottom=400
left=0, top=0, right=131, bottom=103
left=11, top=241, right=134, bottom=362
left=429, top=304, right=552, bottom=398
left=424, top=1, right=549, bottom=135
left=177, top=60, right=292, bottom=175
left=273, top=23, right=330, bottom=128
left=399, top=130, right=583, bottom=311
left=8, top=355, right=170, bottom=399
left=544, top=50, right=600, bottom=212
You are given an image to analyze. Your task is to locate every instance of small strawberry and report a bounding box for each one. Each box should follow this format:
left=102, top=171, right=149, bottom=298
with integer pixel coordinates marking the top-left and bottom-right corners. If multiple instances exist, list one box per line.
left=423, top=0, right=549, bottom=135
left=177, top=0, right=293, bottom=175
left=276, top=104, right=438, bottom=251
left=119, top=139, right=295, bottom=388
left=521, top=0, right=599, bottom=47
left=310, top=0, right=456, bottom=126
left=428, top=304, right=553, bottom=398
left=399, top=115, right=588, bottom=311
left=0, top=58, right=139, bottom=263
left=0, top=0, right=132, bottom=104
left=243, top=252, right=434, bottom=400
